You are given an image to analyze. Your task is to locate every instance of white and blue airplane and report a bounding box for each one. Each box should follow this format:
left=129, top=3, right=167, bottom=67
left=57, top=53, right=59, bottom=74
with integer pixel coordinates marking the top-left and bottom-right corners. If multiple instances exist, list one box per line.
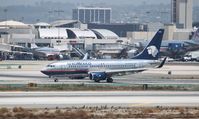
left=41, top=29, right=166, bottom=83
left=137, top=28, right=199, bottom=58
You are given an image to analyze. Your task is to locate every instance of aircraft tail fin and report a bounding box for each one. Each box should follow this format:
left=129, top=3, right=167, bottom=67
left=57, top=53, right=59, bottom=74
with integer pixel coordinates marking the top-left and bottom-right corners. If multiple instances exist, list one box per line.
left=31, top=43, right=38, bottom=49
left=192, top=28, right=199, bottom=41
left=132, top=29, right=164, bottom=60
left=82, top=53, right=88, bottom=60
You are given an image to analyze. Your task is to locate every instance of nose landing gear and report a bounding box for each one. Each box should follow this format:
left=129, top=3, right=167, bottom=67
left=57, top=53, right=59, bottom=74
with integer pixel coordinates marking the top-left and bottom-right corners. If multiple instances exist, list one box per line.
left=54, top=78, right=58, bottom=82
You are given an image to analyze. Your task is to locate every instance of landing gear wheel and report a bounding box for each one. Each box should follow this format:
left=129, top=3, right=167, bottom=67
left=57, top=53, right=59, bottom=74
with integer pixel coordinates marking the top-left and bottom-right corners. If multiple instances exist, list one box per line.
left=94, top=78, right=100, bottom=83
left=54, top=78, right=58, bottom=82
left=107, top=78, right=113, bottom=83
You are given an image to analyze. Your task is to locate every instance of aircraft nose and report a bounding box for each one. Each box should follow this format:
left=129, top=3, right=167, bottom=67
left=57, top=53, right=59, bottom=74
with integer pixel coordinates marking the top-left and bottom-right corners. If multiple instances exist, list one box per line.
left=41, top=70, right=46, bottom=75
left=41, top=68, right=48, bottom=75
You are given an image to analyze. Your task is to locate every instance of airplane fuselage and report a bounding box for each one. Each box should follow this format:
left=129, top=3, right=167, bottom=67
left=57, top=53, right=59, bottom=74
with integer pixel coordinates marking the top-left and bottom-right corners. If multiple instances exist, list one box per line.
left=41, top=59, right=159, bottom=78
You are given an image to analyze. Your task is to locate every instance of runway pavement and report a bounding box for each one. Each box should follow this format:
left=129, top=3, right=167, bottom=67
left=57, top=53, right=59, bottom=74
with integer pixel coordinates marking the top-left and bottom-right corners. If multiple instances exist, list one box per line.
left=1, top=64, right=199, bottom=85
left=1, top=70, right=199, bottom=85
left=1, top=61, right=199, bottom=85
left=0, top=91, right=199, bottom=108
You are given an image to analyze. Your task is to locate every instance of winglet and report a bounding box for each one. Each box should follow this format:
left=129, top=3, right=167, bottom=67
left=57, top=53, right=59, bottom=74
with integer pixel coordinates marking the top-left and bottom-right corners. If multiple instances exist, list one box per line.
left=157, top=57, right=167, bottom=68
left=132, top=29, right=164, bottom=60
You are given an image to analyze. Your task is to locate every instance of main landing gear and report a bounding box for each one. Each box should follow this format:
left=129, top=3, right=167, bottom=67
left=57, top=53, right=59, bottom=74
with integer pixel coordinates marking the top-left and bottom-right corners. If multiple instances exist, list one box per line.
left=106, top=78, right=113, bottom=83
left=94, top=77, right=113, bottom=83
left=94, top=78, right=101, bottom=83
left=54, top=78, right=58, bottom=82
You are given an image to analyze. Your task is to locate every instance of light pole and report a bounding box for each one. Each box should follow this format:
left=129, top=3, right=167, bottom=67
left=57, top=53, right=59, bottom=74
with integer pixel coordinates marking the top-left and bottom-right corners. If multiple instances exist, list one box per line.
left=54, top=10, right=64, bottom=40
left=3, top=8, right=8, bottom=28
left=20, top=17, right=24, bottom=22
left=3, top=8, right=8, bottom=20
left=145, top=11, right=150, bottom=40
left=2, top=8, right=8, bottom=60
left=54, top=10, right=64, bottom=20
left=146, top=22, right=149, bottom=41
left=160, top=11, right=169, bottom=23
left=48, top=11, right=53, bottom=22
left=36, top=19, right=40, bottom=23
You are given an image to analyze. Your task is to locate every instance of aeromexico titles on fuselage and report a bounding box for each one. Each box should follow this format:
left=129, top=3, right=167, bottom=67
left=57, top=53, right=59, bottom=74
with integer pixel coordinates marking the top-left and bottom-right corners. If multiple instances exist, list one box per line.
left=41, top=29, right=166, bottom=83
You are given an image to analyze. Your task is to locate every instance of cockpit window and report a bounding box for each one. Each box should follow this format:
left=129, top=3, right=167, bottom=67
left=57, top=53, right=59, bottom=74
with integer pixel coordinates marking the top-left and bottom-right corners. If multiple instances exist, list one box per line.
left=47, top=65, right=55, bottom=67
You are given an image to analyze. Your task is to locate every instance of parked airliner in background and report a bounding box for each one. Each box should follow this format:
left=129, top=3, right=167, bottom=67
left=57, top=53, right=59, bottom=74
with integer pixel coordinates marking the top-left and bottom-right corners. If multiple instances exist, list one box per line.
left=41, top=29, right=166, bottom=83
left=137, top=28, right=199, bottom=58
left=31, top=43, right=62, bottom=60
left=160, top=28, right=199, bottom=58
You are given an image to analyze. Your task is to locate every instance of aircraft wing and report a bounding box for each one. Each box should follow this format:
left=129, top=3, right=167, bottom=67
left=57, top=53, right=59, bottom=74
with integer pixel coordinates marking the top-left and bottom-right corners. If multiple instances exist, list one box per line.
left=105, top=68, right=146, bottom=73
left=88, top=58, right=166, bottom=77
left=88, top=68, right=147, bottom=77
left=105, top=68, right=147, bottom=76
left=184, top=41, right=199, bottom=46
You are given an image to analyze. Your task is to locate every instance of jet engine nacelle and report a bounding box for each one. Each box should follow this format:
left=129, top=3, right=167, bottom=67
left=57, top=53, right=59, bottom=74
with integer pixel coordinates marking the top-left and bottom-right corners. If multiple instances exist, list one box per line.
left=89, top=72, right=107, bottom=82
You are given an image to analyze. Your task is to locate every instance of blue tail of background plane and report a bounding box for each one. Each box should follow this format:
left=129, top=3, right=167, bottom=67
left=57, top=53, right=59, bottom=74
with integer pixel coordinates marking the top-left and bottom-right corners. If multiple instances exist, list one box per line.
left=132, top=29, right=164, bottom=60
left=192, top=28, right=199, bottom=41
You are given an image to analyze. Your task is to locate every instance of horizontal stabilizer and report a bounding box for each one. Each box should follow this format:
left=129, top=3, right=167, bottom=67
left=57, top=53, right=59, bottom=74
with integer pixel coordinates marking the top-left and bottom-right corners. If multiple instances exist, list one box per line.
left=157, top=57, right=167, bottom=68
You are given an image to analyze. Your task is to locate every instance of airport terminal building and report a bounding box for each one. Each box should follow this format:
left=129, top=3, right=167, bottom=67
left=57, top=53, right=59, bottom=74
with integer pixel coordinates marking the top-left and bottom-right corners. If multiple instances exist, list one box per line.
left=0, top=19, right=196, bottom=60
left=0, top=20, right=126, bottom=59
left=72, top=7, right=111, bottom=24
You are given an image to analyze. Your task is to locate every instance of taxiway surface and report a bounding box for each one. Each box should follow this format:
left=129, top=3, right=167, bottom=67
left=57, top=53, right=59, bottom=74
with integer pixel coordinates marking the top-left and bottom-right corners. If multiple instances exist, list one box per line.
left=1, top=70, right=199, bottom=85
left=0, top=91, right=199, bottom=108
left=1, top=62, right=199, bottom=85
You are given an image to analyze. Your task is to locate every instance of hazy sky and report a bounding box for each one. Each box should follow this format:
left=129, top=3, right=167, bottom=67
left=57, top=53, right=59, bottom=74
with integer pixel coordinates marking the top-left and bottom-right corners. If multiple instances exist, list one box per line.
left=1, top=0, right=198, bottom=7
left=0, top=0, right=179, bottom=6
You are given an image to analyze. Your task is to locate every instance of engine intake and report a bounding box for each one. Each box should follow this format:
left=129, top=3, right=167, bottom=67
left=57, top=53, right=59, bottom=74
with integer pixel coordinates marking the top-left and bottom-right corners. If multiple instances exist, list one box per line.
left=89, top=72, right=107, bottom=82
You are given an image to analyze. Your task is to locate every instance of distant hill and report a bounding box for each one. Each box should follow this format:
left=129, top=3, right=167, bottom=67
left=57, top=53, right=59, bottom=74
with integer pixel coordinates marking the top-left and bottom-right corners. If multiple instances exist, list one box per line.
left=0, top=0, right=170, bottom=7
left=0, top=0, right=198, bottom=24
